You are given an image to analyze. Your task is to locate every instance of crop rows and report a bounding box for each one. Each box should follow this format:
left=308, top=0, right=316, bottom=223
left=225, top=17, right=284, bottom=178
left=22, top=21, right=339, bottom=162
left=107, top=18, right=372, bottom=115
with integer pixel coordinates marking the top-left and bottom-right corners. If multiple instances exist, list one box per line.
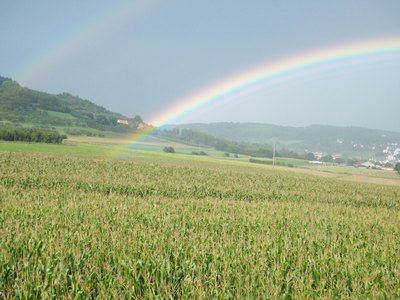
left=1, top=152, right=399, bottom=298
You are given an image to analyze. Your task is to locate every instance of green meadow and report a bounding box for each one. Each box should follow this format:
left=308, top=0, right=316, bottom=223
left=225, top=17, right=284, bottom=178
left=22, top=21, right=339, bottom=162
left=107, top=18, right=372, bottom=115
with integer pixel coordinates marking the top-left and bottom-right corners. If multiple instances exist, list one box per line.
left=1, top=138, right=400, bottom=298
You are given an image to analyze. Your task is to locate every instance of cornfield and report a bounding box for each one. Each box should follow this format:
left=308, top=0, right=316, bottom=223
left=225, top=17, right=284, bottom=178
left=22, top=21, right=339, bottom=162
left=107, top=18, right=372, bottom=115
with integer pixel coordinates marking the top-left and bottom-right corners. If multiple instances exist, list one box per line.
left=1, top=152, right=399, bottom=298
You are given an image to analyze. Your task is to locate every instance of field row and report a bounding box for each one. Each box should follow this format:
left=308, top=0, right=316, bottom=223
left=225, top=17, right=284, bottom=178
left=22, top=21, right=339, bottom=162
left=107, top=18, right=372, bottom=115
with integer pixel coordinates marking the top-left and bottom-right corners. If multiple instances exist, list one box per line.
left=1, top=152, right=399, bottom=298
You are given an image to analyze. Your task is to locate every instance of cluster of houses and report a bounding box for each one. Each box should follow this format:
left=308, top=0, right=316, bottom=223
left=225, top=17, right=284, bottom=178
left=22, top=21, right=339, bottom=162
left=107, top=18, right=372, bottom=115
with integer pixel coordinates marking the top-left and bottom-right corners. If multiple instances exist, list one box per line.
left=382, top=144, right=400, bottom=162
left=308, top=156, right=396, bottom=170
left=353, top=160, right=395, bottom=171
left=117, top=119, right=129, bottom=125
left=308, top=145, right=400, bottom=171
left=312, top=152, right=342, bottom=161
left=117, top=119, right=146, bottom=130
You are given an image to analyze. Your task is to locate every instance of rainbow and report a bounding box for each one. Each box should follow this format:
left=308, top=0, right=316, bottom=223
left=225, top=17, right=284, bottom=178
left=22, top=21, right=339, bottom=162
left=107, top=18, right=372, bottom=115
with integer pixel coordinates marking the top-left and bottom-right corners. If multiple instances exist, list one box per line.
left=15, top=1, right=155, bottom=86
left=126, top=36, right=400, bottom=146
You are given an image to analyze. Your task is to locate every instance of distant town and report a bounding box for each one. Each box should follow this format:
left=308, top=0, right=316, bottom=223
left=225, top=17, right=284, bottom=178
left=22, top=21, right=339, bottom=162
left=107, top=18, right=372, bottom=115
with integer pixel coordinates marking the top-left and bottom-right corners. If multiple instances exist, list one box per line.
left=310, top=142, right=400, bottom=171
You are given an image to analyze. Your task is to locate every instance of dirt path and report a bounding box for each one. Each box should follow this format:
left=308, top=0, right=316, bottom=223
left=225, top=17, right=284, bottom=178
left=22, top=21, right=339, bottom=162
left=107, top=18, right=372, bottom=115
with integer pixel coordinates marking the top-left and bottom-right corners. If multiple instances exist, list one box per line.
left=67, top=136, right=131, bottom=144
left=67, top=136, right=193, bottom=147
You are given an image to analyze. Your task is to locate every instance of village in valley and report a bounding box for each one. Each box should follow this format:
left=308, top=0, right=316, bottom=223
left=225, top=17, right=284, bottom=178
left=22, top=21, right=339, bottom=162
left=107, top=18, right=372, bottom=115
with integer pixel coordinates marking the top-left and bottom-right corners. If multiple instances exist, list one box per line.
left=309, top=142, right=400, bottom=171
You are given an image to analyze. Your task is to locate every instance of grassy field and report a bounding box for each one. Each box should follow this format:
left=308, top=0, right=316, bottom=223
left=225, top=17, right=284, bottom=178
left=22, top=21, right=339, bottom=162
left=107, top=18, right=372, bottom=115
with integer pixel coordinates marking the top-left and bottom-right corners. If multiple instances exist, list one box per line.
left=306, top=164, right=400, bottom=180
left=2, top=136, right=398, bottom=186
left=45, top=110, right=78, bottom=120
left=1, top=139, right=400, bottom=298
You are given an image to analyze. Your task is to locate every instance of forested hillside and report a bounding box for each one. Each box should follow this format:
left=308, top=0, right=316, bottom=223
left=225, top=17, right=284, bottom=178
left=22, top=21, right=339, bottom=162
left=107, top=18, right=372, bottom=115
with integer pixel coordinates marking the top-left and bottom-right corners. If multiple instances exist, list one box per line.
left=177, top=122, right=400, bottom=155
left=156, top=127, right=304, bottom=159
left=0, top=76, right=143, bottom=133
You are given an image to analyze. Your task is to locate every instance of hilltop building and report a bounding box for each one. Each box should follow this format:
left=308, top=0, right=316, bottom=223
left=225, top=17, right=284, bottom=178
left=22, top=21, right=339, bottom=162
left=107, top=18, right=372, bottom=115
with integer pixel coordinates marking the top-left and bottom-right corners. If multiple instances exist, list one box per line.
left=117, top=119, right=129, bottom=125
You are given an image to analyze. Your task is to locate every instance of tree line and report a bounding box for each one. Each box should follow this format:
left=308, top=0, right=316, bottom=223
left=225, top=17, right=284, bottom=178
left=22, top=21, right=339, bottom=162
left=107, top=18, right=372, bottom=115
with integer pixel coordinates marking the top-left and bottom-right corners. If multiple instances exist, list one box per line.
left=0, top=125, right=66, bottom=144
left=156, top=128, right=304, bottom=159
left=249, top=158, right=294, bottom=167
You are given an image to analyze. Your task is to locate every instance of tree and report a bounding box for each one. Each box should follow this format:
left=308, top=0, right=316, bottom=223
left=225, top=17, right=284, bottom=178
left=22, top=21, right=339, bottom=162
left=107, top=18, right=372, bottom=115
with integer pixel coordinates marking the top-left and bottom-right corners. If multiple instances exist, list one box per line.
left=163, top=146, right=175, bottom=153
left=334, top=157, right=344, bottom=164
left=132, top=115, right=143, bottom=124
left=345, top=158, right=356, bottom=166
left=395, top=162, right=400, bottom=175
left=304, top=152, right=315, bottom=161
left=321, top=154, right=334, bottom=163
left=132, top=115, right=143, bottom=129
left=191, top=151, right=208, bottom=156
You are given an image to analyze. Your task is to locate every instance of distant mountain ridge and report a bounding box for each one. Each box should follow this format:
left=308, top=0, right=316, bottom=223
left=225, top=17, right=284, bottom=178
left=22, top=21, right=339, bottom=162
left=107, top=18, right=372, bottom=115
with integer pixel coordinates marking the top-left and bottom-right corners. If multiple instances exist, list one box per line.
left=173, top=122, right=400, bottom=158
left=0, top=75, right=142, bottom=133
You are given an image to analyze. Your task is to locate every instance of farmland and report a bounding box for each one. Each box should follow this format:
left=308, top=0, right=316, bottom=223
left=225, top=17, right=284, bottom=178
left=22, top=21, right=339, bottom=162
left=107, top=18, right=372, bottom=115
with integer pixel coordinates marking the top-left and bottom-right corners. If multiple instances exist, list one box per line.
left=1, top=140, right=400, bottom=298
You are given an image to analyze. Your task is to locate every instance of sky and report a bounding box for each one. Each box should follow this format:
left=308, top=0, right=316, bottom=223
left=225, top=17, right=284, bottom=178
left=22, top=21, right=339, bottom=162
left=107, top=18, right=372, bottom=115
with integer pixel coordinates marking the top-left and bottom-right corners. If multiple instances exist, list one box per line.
left=1, top=0, right=400, bottom=131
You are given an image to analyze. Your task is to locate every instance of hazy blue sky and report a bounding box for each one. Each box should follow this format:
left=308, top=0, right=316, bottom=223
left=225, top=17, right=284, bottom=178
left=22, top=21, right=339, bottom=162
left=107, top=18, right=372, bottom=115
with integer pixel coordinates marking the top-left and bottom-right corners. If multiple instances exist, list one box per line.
left=1, top=1, right=400, bottom=131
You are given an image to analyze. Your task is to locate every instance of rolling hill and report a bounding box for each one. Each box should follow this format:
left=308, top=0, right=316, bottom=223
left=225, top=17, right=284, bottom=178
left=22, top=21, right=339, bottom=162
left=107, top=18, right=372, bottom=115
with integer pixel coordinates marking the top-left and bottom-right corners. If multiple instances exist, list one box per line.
left=0, top=75, right=143, bottom=135
left=2, top=75, right=399, bottom=161
left=173, top=122, right=400, bottom=159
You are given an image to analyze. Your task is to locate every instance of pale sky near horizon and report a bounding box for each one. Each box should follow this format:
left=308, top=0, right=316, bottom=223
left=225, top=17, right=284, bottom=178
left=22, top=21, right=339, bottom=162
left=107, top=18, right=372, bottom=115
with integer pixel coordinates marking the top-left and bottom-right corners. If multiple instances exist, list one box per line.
left=1, top=1, right=400, bottom=131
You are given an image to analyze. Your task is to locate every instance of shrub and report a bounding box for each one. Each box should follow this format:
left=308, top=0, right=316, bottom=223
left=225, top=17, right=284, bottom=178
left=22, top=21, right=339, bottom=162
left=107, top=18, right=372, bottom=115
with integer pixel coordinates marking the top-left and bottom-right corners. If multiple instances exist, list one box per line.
left=395, top=163, right=400, bottom=175
left=249, top=158, right=294, bottom=168
left=163, top=146, right=175, bottom=153
left=249, top=158, right=272, bottom=165
left=192, top=151, right=208, bottom=156
left=0, top=125, right=66, bottom=144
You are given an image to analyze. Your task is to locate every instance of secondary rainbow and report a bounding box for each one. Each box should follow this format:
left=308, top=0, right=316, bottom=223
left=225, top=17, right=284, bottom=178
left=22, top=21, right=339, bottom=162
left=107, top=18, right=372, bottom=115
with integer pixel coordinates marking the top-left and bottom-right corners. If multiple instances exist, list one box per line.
left=126, top=36, right=400, bottom=146
left=15, top=1, right=154, bottom=86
